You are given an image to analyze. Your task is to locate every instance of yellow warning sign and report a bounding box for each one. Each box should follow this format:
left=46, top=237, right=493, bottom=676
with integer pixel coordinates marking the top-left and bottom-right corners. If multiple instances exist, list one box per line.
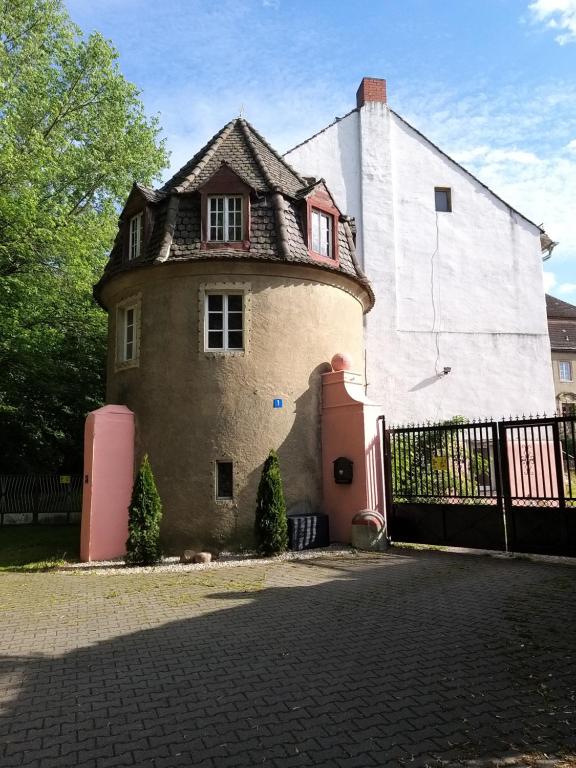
left=431, top=455, right=448, bottom=472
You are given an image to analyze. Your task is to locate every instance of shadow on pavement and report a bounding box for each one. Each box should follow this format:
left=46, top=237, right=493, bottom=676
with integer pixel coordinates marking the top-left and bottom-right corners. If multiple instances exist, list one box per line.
left=1, top=551, right=575, bottom=767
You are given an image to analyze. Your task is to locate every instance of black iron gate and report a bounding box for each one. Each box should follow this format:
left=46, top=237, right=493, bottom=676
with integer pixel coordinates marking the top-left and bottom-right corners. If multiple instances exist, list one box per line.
left=383, top=415, right=576, bottom=556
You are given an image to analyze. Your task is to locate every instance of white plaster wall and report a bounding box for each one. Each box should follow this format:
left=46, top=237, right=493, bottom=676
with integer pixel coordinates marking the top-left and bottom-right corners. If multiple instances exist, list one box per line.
left=286, top=104, right=556, bottom=423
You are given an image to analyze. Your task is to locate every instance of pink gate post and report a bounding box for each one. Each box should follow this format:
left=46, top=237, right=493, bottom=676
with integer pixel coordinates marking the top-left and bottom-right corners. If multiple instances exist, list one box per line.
left=80, top=405, right=135, bottom=562
left=321, top=354, right=384, bottom=543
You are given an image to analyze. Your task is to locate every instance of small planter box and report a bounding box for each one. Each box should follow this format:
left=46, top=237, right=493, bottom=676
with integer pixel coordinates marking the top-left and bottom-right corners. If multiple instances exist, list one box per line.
left=288, top=514, right=329, bottom=551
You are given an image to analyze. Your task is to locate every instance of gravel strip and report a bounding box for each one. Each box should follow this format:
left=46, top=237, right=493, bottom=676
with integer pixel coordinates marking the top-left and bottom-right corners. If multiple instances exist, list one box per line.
left=60, top=545, right=357, bottom=575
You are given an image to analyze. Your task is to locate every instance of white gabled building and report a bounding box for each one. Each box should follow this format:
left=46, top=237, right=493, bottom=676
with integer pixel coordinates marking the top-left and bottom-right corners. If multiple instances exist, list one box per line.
left=285, top=77, right=556, bottom=423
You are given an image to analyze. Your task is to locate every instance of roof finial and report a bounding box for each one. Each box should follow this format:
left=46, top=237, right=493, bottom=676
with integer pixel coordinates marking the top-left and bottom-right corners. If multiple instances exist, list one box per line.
left=239, top=103, right=245, bottom=118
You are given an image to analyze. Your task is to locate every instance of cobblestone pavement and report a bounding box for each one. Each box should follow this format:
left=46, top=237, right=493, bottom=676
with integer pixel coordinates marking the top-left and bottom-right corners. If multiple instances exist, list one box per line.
left=0, top=549, right=575, bottom=768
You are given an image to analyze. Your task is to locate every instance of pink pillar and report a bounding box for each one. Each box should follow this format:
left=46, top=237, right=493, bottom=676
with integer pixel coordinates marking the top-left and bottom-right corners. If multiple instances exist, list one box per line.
left=322, top=369, right=383, bottom=543
left=80, top=405, right=135, bottom=562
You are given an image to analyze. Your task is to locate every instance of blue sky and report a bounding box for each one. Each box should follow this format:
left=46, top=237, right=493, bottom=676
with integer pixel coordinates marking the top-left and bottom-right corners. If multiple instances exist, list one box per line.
left=65, top=0, right=576, bottom=299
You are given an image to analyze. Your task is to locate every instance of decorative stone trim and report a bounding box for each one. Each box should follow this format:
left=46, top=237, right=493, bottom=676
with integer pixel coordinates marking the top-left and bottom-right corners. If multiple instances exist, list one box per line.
left=114, top=293, right=142, bottom=372
left=198, top=281, right=252, bottom=357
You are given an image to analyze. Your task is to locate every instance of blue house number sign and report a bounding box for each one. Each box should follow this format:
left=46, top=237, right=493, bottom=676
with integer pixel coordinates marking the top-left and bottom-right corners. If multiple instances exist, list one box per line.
left=273, top=399, right=283, bottom=409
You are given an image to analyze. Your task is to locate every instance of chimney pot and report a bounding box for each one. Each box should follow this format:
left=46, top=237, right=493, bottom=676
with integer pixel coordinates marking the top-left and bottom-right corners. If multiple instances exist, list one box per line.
left=356, top=77, right=387, bottom=108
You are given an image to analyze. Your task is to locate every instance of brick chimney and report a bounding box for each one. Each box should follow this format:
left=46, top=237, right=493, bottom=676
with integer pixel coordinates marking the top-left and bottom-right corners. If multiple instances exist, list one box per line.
left=356, top=77, right=387, bottom=108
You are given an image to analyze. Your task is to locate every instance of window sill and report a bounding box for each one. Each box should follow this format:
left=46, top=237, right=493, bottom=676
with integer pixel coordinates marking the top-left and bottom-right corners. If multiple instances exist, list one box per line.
left=114, top=358, right=140, bottom=372
left=203, top=349, right=246, bottom=358
left=308, top=249, right=339, bottom=267
left=202, top=241, right=250, bottom=251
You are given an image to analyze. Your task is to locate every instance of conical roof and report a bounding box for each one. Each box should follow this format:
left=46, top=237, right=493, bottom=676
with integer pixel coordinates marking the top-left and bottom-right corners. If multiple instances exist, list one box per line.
left=160, top=118, right=305, bottom=197
left=95, top=118, right=374, bottom=310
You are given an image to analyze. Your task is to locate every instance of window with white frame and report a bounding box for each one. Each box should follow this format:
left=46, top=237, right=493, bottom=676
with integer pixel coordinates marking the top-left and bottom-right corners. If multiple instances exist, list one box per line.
left=116, top=300, right=139, bottom=365
left=205, top=293, right=243, bottom=351
left=129, top=212, right=143, bottom=260
left=311, top=208, right=333, bottom=258
left=559, top=361, right=573, bottom=382
left=208, top=196, right=243, bottom=242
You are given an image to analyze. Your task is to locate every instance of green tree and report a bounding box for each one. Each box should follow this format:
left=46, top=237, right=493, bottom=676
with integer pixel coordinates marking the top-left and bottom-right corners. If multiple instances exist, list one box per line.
left=254, top=450, right=289, bottom=555
left=392, top=417, right=490, bottom=500
left=125, top=455, right=163, bottom=566
left=0, top=0, right=168, bottom=472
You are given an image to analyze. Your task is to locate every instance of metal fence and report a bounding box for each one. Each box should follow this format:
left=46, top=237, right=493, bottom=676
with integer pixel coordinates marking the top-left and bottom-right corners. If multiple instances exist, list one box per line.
left=383, top=415, right=576, bottom=556
left=0, top=475, right=82, bottom=526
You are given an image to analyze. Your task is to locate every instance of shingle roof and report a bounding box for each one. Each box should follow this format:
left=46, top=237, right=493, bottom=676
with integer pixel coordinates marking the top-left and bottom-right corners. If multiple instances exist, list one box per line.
left=546, top=295, right=576, bottom=352
left=95, top=118, right=373, bottom=309
left=160, top=118, right=305, bottom=196
left=546, top=294, right=576, bottom=319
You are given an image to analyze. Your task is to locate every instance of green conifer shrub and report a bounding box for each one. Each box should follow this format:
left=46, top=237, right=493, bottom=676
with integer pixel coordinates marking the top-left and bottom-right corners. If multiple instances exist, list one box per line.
left=125, top=454, right=163, bottom=566
left=254, top=450, right=289, bottom=555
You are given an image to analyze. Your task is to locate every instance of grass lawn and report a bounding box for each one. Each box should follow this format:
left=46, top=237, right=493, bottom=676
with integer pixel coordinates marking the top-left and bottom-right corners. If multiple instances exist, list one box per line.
left=0, top=525, right=80, bottom=571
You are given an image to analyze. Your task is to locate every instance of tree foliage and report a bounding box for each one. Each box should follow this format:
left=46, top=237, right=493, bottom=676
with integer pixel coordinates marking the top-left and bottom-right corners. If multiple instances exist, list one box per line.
left=392, top=417, right=491, bottom=500
left=254, top=450, right=289, bottom=555
left=0, top=0, right=169, bottom=472
left=125, top=455, right=163, bottom=566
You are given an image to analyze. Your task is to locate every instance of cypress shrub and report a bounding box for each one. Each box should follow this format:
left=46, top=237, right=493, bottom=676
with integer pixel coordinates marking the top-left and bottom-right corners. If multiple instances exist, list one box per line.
left=125, top=454, right=163, bottom=566
left=254, top=449, right=288, bottom=555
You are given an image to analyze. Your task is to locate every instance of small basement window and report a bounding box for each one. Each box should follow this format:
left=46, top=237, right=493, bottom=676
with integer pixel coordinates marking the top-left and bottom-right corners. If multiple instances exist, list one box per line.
left=216, top=461, right=233, bottom=499
left=434, top=187, right=452, bottom=213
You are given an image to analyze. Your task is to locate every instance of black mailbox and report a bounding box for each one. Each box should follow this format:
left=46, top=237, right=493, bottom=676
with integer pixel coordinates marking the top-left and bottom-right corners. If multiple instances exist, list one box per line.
left=334, top=457, right=353, bottom=484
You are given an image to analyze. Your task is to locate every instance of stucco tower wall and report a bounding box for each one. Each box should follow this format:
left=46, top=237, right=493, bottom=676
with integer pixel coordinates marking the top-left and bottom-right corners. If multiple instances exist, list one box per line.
left=286, top=104, right=556, bottom=422
left=101, top=261, right=367, bottom=551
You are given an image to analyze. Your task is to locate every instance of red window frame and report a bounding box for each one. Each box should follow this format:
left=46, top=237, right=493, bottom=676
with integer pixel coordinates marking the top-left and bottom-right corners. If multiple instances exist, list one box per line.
left=199, top=166, right=251, bottom=251
left=305, top=194, right=340, bottom=265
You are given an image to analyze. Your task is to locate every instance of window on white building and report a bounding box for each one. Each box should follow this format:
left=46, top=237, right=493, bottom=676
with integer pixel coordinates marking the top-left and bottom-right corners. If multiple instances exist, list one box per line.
left=205, top=293, right=244, bottom=351
left=129, top=212, right=143, bottom=260
left=311, top=208, right=333, bottom=258
left=208, top=196, right=243, bottom=241
left=216, top=461, right=233, bottom=499
left=435, top=188, right=452, bottom=213
left=559, top=361, right=573, bottom=382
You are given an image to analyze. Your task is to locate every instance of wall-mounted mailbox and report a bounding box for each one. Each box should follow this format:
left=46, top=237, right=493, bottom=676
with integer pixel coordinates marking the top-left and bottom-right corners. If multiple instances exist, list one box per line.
left=333, top=456, right=353, bottom=484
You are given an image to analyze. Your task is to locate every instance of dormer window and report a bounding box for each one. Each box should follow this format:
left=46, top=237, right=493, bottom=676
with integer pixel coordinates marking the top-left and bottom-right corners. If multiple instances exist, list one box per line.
left=305, top=188, right=339, bottom=264
left=129, top=212, right=143, bottom=260
left=208, top=196, right=243, bottom=242
left=311, top=208, right=333, bottom=259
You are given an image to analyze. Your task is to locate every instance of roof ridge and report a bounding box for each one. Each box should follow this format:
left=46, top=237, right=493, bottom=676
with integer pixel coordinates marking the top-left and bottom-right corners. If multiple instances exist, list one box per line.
left=389, top=109, right=542, bottom=233
left=239, top=117, right=306, bottom=188
left=160, top=119, right=237, bottom=193
left=284, top=108, right=358, bottom=156
left=238, top=119, right=277, bottom=189
left=175, top=120, right=237, bottom=193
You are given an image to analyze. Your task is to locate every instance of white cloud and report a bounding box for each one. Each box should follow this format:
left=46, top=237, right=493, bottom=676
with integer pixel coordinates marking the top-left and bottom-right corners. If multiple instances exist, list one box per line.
left=567, top=139, right=576, bottom=152
left=544, top=271, right=557, bottom=291
left=529, top=0, right=576, bottom=44
left=559, top=282, right=576, bottom=294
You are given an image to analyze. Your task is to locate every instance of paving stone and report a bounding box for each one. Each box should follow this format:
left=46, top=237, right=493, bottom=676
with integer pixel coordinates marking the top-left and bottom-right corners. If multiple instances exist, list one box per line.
left=0, top=551, right=575, bottom=767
